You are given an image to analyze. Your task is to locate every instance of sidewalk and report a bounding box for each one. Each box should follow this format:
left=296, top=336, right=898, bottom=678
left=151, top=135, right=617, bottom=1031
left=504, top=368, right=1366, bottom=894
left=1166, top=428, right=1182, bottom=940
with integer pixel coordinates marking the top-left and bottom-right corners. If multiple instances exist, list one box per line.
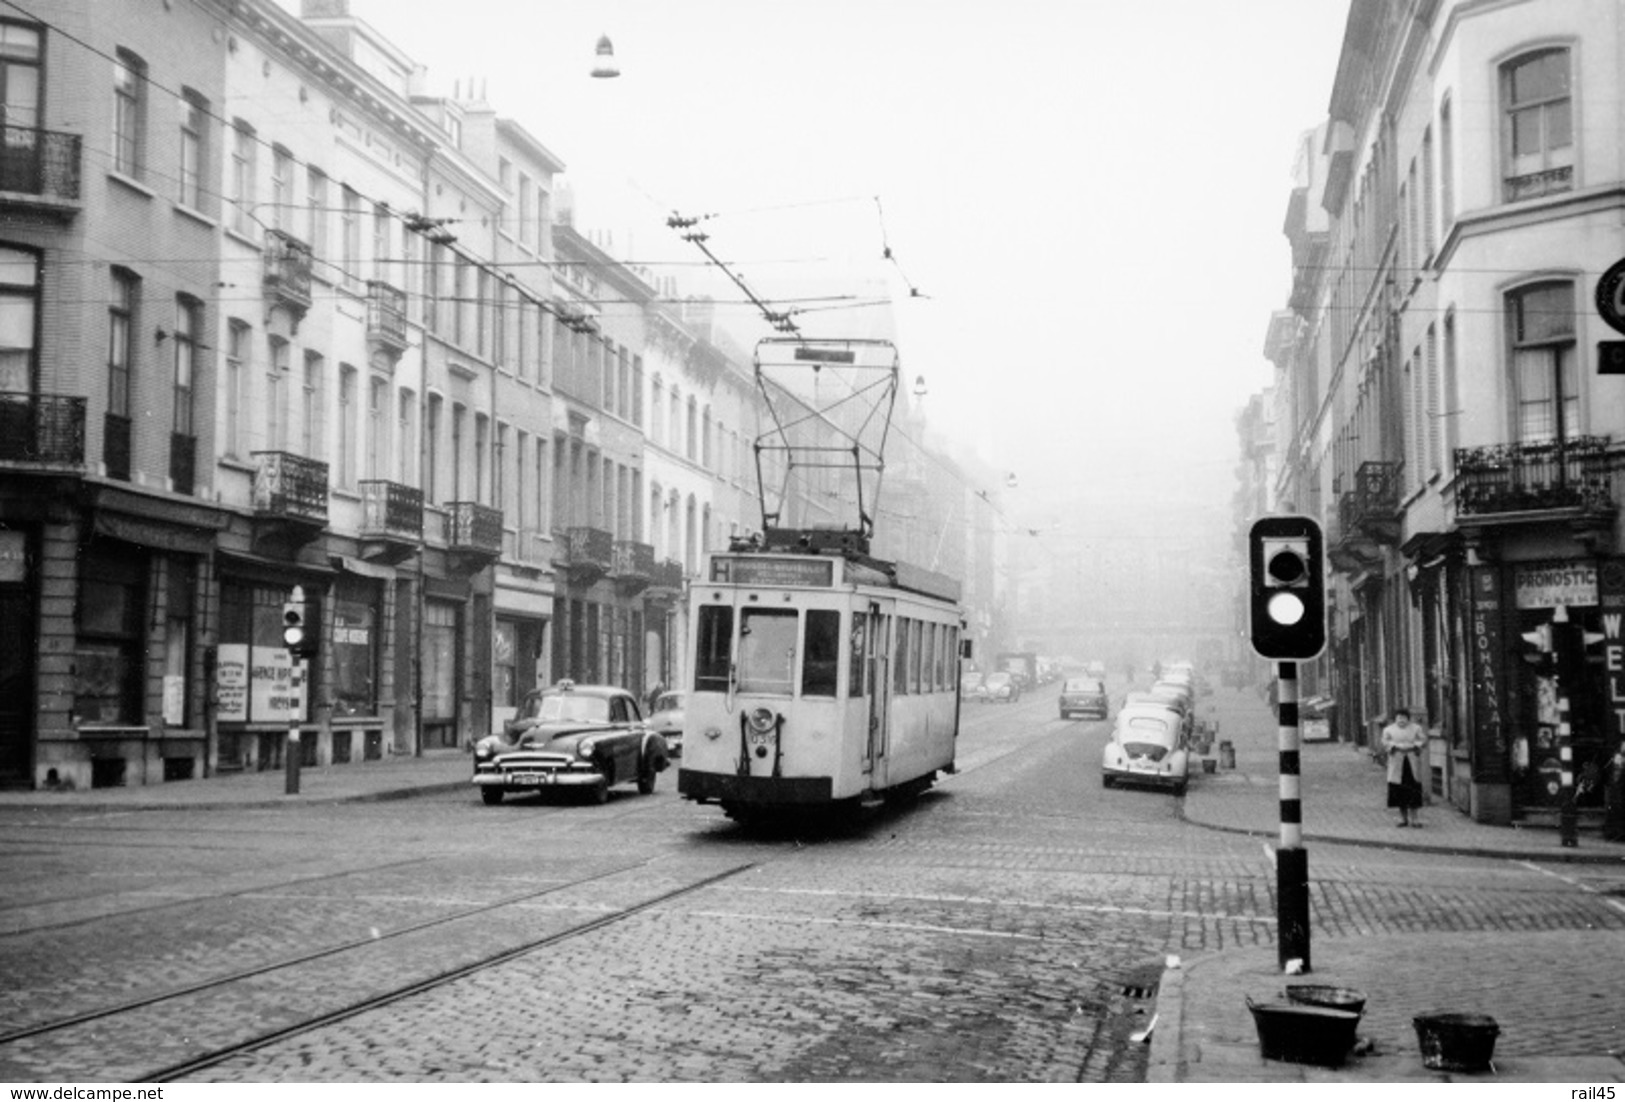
left=0, top=748, right=472, bottom=811
left=1151, top=686, right=1625, bottom=1083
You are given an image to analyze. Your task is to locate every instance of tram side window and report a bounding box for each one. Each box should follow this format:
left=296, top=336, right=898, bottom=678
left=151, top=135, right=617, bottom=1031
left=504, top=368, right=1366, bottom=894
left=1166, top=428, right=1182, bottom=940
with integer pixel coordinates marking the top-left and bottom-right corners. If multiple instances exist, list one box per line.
left=848, top=611, right=867, bottom=698
left=695, top=605, right=733, bottom=692
left=909, top=619, right=923, bottom=695
left=803, top=609, right=840, bottom=697
left=739, top=607, right=797, bottom=695
left=925, top=622, right=939, bottom=691
left=894, top=617, right=911, bottom=695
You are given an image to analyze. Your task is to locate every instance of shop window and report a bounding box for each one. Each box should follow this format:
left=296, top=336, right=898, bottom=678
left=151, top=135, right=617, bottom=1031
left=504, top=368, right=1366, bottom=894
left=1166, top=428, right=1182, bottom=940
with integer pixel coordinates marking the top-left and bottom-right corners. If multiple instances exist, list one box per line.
left=163, top=559, right=193, bottom=728
left=494, top=619, right=517, bottom=710
left=332, top=580, right=378, bottom=718
left=74, top=549, right=146, bottom=725
left=216, top=582, right=313, bottom=725
left=422, top=599, right=460, bottom=743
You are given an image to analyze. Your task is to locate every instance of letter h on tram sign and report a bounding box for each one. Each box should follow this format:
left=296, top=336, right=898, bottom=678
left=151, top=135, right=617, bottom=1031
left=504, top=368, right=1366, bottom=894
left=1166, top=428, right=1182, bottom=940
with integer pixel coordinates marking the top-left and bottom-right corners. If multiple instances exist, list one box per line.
left=1248, top=516, right=1326, bottom=661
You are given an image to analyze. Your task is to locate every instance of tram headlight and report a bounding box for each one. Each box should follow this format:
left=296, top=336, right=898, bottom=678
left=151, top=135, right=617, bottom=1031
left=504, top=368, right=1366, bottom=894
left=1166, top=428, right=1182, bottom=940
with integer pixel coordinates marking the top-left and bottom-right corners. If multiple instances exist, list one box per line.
left=747, top=707, right=778, bottom=735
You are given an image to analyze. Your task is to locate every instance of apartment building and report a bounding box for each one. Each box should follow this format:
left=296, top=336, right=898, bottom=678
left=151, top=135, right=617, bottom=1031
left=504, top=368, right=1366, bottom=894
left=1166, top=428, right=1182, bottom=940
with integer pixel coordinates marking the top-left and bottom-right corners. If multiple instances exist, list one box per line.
left=1265, top=0, right=1625, bottom=825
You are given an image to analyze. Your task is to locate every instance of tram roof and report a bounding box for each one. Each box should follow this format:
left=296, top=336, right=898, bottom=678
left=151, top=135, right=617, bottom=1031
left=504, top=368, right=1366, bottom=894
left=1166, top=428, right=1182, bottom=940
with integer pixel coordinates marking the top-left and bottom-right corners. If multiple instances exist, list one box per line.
left=705, top=546, right=962, bottom=606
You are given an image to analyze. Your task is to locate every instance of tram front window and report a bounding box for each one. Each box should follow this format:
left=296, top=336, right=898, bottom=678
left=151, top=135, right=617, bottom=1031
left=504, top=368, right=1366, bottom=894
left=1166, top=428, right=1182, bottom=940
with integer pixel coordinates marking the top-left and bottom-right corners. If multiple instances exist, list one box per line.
left=738, top=608, right=797, bottom=695
left=802, top=609, right=840, bottom=697
left=695, top=605, right=733, bottom=692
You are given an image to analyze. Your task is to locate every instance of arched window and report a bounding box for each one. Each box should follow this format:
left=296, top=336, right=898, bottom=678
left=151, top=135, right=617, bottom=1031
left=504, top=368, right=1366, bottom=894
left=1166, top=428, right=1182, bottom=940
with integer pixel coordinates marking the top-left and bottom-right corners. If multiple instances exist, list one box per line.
left=684, top=494, right=698, bottom=569
left=1502, top=47, right=1573, bottom=202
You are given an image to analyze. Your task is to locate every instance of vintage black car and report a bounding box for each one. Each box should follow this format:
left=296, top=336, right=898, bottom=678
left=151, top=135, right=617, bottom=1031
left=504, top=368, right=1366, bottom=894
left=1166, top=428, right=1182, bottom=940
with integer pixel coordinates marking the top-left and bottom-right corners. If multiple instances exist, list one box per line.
left=472, top=681, right=669, bottom=805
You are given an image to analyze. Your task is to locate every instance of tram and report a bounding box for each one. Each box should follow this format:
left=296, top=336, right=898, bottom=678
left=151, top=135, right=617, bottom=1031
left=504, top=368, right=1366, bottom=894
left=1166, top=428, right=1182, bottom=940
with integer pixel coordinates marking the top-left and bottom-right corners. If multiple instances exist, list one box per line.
left=677, top=335, right=968, bottom=820
left=677, top=532, right=966, bottom=819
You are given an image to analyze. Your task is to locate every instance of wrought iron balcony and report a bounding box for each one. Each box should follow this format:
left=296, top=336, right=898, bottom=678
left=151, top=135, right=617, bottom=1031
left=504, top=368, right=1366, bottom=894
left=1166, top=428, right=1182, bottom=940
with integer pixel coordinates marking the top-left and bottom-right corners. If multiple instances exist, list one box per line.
left=0, top=392, right=85, bottom=468
left=612, top=539, right=655, bottom=594
left=1454, top=436, right=1614, bottom=518
left=358, top=480, right=423, bottom=563
left=263, top=229, right=313, bottom=320
left=645, top=557, right=686, bottom=603
left=447, top=501, right=503, bottom=566
left=0, top=125, right=82, bottom=215
left=366, top=280, right=409, bottom=358
left=252, top=450, right=328, bottom=523
left=1336, top=460, right=1401, bottom=544
left=561, top=526, right=614, bottom=585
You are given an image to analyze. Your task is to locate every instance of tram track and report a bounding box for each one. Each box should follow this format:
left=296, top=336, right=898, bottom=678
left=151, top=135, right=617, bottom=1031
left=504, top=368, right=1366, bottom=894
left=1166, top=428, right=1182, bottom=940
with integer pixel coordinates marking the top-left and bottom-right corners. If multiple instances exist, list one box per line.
left=0, top=859, right=757, bottom=1082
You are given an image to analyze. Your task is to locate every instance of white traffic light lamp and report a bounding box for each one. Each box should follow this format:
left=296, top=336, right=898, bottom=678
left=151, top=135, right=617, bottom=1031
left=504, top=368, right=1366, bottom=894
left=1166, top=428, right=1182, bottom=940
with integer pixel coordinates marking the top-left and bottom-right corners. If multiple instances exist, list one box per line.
left=282, top=584, right=317, bottom=660
left=1267, top=591, right=1306, bottom=626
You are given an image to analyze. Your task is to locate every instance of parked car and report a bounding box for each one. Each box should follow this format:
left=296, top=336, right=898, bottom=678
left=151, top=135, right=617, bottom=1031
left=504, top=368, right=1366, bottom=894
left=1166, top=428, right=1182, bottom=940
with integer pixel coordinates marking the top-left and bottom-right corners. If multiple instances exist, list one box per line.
left=961, top=670, right=988, bottom=702
left=1058, top=677, right=1108, bottom=720
left=1101, top=703, right=1189, bottom=794
left=647, top=690, right=686, bottom=756
left=471, top=681, right=669, bottom=805
left=982, top=670, right=1020, bottom=703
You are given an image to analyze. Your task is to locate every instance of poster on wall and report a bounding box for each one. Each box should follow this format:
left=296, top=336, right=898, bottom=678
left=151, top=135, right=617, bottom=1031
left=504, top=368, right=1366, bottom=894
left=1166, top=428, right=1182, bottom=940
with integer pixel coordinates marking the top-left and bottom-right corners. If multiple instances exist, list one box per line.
left=216, top=643, right=248, bottom=722
left=249, top=645, right=304, bottom=722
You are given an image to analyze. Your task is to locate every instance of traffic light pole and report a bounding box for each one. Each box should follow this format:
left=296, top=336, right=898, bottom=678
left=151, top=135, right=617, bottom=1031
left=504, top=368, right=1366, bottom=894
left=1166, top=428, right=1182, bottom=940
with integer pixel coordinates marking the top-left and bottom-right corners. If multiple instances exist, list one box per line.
left=285, top=657, right=303, bottom=796
left=1276, top=659, right=1310, bottom=972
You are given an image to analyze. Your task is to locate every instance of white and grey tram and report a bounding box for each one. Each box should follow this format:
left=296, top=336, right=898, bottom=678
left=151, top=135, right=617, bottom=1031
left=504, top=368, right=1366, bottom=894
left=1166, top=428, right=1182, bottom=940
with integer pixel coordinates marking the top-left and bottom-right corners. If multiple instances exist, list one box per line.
left=678, top=540, right=966, bottom=820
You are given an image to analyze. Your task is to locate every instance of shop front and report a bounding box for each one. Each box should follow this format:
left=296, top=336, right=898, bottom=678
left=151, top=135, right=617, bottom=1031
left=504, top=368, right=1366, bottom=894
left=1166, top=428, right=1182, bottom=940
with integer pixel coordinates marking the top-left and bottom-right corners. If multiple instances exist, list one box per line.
left=1463, top=555, right=1625, bottom=824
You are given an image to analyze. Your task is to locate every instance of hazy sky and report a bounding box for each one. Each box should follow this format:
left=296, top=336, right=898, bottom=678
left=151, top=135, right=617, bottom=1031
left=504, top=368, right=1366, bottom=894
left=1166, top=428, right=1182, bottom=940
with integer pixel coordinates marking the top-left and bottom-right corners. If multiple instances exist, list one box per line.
left=317, top=0, right=1353, bottom=527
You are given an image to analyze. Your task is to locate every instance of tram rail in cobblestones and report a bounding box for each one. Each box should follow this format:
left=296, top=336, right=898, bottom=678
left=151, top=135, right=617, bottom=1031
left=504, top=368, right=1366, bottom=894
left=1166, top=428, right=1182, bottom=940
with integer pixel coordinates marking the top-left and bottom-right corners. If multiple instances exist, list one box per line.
left=0, top=858, right=659, bottom=1050
left=135, top=862, right=757, bottom=1083
left=0, top=855, right=438, bottom=937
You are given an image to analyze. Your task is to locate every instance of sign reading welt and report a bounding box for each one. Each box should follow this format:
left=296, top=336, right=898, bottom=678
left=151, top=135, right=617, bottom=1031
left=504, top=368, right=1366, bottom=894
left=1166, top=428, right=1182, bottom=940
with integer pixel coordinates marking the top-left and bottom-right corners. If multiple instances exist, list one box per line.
left=711, top=556, right=834, bottom=587
left=1514, top=563, right=1599, bottom=609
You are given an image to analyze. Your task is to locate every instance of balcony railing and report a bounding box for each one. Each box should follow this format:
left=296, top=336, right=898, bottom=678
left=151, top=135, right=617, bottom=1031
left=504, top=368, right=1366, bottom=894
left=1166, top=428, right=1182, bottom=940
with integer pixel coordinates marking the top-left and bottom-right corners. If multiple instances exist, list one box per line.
left=560, top=526, right=614, bottom=584
left=359, top=480, right=423, bottom=540
left=366, top=280, right=409, bottom=356
left=0, top=125, right=81, bottom=205
left=612, top=539, right=655, bottom=593
left=650, top=558, right=686, bottom=593
left=1454, top=436, right=1614, bottom=517
left=251, top=450, right=329, bottom=524
left=263, top=229, right=313, bottom=314
left=0, top=392, right=85, bottom=466
left=447, top=502, right=503, bottom=556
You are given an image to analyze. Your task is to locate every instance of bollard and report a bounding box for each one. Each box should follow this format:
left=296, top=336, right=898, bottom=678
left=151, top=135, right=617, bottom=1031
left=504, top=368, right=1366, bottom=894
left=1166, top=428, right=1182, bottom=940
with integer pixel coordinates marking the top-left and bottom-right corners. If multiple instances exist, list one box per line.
left=1219, top=740, right=1235, bottom=770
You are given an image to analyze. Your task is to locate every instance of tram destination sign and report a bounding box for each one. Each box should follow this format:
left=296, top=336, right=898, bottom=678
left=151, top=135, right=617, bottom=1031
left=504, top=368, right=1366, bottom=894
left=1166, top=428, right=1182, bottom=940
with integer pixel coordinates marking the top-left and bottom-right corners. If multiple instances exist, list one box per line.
left=711, top=556, right=834, bottom=587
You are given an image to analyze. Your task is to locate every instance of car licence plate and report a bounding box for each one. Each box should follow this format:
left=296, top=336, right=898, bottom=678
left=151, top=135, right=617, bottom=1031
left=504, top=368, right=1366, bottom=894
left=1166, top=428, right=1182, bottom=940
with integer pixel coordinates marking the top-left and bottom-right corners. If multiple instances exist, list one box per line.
left=509, top=772, right=553, bottom=785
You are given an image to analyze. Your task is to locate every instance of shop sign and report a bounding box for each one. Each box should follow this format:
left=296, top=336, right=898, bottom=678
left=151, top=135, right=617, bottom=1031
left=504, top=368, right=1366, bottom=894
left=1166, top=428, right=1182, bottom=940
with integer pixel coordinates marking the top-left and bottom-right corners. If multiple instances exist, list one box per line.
left=216, top=644, right=249, bottom=722
left=1601, top=560, right=1625, bottom=745
left=217, top=643, right=307, bottom=723
left=1514, top=563, right=1598, bottom=609
left=1470, top=567, right=1506, bottom=774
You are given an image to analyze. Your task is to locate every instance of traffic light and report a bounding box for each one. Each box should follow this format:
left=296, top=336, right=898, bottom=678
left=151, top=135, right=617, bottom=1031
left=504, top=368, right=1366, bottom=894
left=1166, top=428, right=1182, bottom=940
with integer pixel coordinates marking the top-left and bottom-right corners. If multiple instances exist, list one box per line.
left=281, top=585, right=319, bottom=661
left=1249, top=515, right=1325, bottom=660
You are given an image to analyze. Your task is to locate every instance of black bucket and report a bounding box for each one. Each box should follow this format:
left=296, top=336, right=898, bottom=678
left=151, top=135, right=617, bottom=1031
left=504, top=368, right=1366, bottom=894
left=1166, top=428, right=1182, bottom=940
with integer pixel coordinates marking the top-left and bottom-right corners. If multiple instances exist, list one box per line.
left=1413, top=1012, right=1499, bottom=1073
left=1286, top=984, right=1367, bottom=1016
left=1247, top=998, right=1362, bottom=1067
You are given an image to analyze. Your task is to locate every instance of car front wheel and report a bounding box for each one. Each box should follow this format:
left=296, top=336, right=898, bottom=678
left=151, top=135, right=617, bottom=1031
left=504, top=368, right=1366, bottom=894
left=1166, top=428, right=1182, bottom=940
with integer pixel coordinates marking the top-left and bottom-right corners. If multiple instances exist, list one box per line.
left=481, top=787, right=503, bottom=806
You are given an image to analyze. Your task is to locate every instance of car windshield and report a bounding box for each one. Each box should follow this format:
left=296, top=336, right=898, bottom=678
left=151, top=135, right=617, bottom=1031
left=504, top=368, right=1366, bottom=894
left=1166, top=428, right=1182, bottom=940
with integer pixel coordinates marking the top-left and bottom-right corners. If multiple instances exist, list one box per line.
left=985, top=673, right=1011, bottom=687
left=1120, top=713, right=1175, bottom=740
left=519, top=692, right=610, bottom=724
left=1063, top=679, right=1101, bottom=692
left=653, top=693, right=683, bottom=712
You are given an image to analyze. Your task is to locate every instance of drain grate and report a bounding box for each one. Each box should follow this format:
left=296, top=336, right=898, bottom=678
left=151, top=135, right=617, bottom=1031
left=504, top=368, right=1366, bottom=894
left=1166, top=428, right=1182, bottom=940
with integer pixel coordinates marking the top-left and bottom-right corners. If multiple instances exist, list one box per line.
left=1120, top=983, right=1158, bottom=999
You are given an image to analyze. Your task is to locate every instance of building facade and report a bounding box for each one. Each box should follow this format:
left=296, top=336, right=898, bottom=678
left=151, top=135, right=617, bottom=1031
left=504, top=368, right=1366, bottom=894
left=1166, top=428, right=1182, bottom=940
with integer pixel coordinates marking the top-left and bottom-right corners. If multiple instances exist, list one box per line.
left=1259, top=0, right=1625, bottom=825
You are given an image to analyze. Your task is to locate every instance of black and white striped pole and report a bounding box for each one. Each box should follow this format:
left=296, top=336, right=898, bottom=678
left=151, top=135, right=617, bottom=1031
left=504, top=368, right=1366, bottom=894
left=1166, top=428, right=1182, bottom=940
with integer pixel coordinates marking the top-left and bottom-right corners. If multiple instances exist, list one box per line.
left=1249, top=516, right=1325, bottom=974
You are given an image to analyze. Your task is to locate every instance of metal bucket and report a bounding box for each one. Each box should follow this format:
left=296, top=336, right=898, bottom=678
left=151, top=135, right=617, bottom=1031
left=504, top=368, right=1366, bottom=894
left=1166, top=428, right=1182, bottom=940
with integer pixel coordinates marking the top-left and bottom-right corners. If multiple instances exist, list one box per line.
left=1247, top=998, right=1361, bottom=1067
left=1414, top=1012, right=1499, bottom=1072
left=1286, top=984, right=1367, bottom=1016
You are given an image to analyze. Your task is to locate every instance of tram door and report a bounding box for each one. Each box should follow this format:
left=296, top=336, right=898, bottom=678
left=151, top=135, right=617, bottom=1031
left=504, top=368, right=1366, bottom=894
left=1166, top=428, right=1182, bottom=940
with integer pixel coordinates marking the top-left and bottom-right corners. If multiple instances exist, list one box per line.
left=865, top=607, right=892, bottom=788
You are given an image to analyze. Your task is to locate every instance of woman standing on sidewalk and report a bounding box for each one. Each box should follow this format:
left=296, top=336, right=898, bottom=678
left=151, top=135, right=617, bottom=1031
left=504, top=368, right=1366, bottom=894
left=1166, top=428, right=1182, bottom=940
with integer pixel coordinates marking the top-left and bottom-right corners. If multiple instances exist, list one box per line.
left=1381, top=708, right=1427, bottom=827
